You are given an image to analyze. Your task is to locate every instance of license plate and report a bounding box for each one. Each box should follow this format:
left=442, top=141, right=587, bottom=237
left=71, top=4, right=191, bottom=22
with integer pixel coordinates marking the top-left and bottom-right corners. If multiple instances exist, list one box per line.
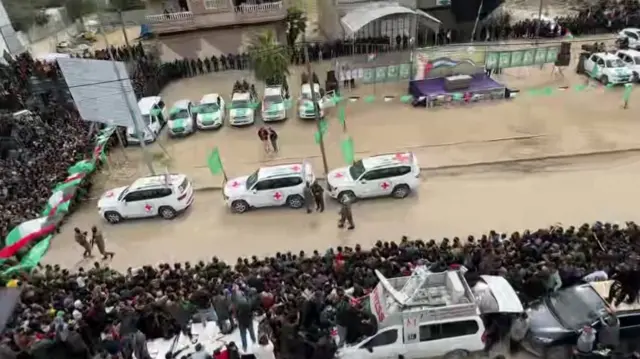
left=173, top=128, right=184, bottom=133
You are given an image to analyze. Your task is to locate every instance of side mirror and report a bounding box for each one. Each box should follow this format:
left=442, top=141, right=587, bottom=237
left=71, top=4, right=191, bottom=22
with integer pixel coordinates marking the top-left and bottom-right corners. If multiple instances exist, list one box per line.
left=366, top=347, right=373, bottom=353
left=252, top=190, right=257, bottom=194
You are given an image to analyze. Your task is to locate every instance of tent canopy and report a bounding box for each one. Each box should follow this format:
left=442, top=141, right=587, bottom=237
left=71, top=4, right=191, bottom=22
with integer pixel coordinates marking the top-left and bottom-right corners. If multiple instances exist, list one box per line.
left=341, top=3, right=441, bottom=37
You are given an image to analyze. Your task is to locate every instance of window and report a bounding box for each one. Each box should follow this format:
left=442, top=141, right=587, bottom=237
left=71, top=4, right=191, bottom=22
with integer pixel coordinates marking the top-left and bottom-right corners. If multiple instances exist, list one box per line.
left=158, top=100, right=165, bottom=109
left=255, top=180, right=276, bottom=191
left=147, top=188, right=172, bottom=199
left=419, top=320, right=480, bottom=341
left=124, top=191, right=147, bottom=202
left=386, top=166, right=412, bottom=177
left=606, top=59, right=625, bottom=68
left=273, top=177, right=303, bottom=188
left=362, top=329, right=398, bottom=348
left=204, top=0, right=226, bottom=9
left=171, top=109, right=189, bottom=120
left=626, top=31, right=639, bottom=40
left=349, top=160, right=366, bottom=180
left=363, top=169, right=391, bottom=181
left=596, top=57, right=605, bottom=66
left=246, top=170, right=259, bottom=189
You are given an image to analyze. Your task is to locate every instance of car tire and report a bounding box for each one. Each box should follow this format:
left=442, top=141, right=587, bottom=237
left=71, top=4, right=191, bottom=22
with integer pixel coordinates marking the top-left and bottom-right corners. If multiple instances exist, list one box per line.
left=104, top=211, right=123, bottom=224
left=443, top=350, right=469, bottom=359
left=337, top=191, right=356, bottom=203
left=600, top=75, right=609, bottom=85
left=286, top=195, right=304, bottom=209
left=159, top=206, right=177, bottom=220
left=391, top=184, right=411, bottom=199
left=231, top=200, right=249, bottom=214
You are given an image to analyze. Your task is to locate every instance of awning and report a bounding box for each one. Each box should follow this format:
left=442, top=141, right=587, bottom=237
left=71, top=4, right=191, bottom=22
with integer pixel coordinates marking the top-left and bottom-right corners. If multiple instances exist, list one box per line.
left=341, top=3, right=441, bottom=37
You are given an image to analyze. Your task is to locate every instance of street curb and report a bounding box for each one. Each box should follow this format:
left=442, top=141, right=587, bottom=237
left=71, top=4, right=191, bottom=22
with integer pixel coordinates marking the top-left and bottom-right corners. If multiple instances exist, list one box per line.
left=192, top=147, right=640, bottom=192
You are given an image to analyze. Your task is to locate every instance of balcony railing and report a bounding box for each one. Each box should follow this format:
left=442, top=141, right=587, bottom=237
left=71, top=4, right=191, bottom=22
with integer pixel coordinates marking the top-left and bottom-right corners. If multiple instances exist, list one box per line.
left=145, top=1, right=286, bottom=34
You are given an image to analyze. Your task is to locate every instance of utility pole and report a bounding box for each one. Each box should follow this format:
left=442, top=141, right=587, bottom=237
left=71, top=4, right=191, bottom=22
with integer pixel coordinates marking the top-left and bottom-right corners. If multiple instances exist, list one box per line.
left=534, top=0, right=544, bottom=45
left=96, top=4, right=156, bottom=175
left=303, top=42, right=329, bottom=176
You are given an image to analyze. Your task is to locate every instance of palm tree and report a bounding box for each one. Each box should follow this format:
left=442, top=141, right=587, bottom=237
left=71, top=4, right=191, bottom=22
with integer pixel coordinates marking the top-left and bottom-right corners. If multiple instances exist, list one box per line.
left=249, top=30, right=289, bottom=86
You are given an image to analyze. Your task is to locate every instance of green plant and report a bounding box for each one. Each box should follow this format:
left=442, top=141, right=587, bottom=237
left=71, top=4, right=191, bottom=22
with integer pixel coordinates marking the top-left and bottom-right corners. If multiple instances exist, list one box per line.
left=249, top=30, right=289, bottom=85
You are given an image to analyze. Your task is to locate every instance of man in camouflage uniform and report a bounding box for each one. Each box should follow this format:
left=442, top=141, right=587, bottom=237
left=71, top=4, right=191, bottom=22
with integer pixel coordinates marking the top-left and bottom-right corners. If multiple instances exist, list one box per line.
left=338, top=198, right=355, bottom=230
left=74, top=227, right=92, bottom=258
left=91, top=226, right=114, bottom=260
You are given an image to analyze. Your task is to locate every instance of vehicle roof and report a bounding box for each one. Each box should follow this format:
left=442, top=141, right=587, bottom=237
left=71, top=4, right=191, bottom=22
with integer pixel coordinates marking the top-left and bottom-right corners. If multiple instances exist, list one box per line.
left=618, top=49, right=640, bottom=56
left=138, top=96, right=161, bottom=113
left=200, top=93, right=220, bottom=104
left=593, top=52, right=619, bottom=60
left=130, top=174, right=186, bottom=190
left=258, top=163, right=305, bottom=179
left=232, top=92, right=251, bottom=100
left=264, top=86, right=282, bottom=96
left=622, top=28, right=640, bottom=32
left=301, top=83, right=321, bottom=92
left=589, top=280, right=640, bottom=313
left=361, top=152, right=414, bottom=170
left=172, top=99, right=191, bottom=109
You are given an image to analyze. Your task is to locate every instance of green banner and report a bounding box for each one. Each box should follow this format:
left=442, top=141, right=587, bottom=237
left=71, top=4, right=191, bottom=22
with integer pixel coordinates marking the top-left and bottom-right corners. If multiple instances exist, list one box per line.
left=399, top=63, right=411, bottom=79
left=485, top=46, right=560, bottom=69
left=387, top=65, right=399, bottom=80
left=375, top=67, right=387, bottom=82
left=363, top=68, right=374, bottom=84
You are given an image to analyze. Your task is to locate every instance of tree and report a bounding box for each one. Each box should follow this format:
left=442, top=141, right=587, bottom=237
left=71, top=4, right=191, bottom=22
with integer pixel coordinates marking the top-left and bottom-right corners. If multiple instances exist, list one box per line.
left=65, top=0, right=96, bottom=30
left=285, top=6, right=306, bottom=49
left=105, top=0, right=151, bottom=48
left=249, top=30, right=289, bottom=86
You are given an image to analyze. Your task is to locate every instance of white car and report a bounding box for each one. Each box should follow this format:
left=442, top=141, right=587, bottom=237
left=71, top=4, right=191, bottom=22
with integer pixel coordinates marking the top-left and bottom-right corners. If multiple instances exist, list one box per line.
left=327, top=152, right=420, bottom=203
left=298, top=83, right=325, bottom=119
left=127, top=96, right=167, bottom=144
left=229, top=92, right=256, bottom=126
left=261, top=85, right=288, bottom=122
left=618, top=28, right=640, bottom=50
left=223, top=162, right=315, bottom=213
left=615, top=49, right=640, bottom=81
left=168, top=99, right=196, bottom=137
left=583, top=52, right=633, bottom=85
left=196, top=93, right=225, bottom=130
left=97, top=174, right=194, bottom=224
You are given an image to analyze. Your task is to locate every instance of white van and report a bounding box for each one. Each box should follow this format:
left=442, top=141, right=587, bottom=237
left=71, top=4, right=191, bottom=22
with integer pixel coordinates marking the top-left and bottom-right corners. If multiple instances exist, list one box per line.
left=127, top=96, right=167, bottom=144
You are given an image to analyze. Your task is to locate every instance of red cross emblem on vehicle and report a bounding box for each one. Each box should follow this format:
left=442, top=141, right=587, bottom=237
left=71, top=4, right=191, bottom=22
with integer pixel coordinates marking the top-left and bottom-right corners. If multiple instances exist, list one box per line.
left=291, top=165, right=301, bottom=172
left=273, top=192, right=283, bottom=200
left=394, top=153, right=411, bottom=162
left=105, top=191, right=114, bottom=197
left=334, top=172, right=344, bottom=178
left=230, top=181, right=240, bottom=188
left=381, top=182, right=390, bottom=189
left=144, top=204, right=152, bottom=212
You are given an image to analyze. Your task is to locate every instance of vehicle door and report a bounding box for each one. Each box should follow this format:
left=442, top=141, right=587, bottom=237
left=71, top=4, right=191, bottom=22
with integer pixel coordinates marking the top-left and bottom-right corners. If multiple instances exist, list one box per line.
left=122, top=190, right=150, bottom=218
left=251, top=179, right=278, bottom=207
left=268, top=177, right=304, bottom=205
left=219, top=97, right=226, bottom=120
left=625, top=31, right=639, bottom=46
left=358, top=328, right=403, bottom=359
left=146, top=187, right=174, bottom=216
left=411, top=320, right=484, bottom=359
left=359, top=168, right=395, bottom=198
left=321, top=90, right=337, bottom=109
left=596, top=56, right=606, bottom=73
left=586, top=55, right=598, bottom=72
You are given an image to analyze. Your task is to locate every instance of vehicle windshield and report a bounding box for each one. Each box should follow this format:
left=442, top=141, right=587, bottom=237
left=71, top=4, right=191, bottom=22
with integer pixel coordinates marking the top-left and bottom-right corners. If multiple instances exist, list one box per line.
left=117, top=187, right=129, bottom=201
left=264, top=94, right=283, bottom=105
left=301, top=92, right=321, bottom=101
left=349, top=160, right=367, bottom=180
left=246, top=170, right=259, bottom=189
left=141, top=114, right=151, bottom=124
left=606, top=59, right=625, bottom=68
left=546, top=285, right=608, bottom=330
left=170, top=109, right=189, bottom=120
left=199, top=103, right=219, bottom=112
left=634, top=56, right=640, bottom=64
left=232, top=100, right=249, bottom=109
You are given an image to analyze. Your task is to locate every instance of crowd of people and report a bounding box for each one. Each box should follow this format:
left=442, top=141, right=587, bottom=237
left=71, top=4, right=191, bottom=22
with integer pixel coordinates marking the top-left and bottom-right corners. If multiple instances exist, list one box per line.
left=0, top=221, right=639, bottom=359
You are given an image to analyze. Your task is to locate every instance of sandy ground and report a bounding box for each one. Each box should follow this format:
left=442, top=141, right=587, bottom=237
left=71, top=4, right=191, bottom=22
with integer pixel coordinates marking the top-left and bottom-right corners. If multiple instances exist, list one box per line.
left=34, top=34, right=640, bottom=271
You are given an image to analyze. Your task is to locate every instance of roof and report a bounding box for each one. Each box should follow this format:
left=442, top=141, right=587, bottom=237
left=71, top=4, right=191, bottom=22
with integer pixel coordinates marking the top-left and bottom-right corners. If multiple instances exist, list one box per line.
left=362, top=152, right=414, bottom=169
left=131, top=174, right=185, bottom=189
left=593, top=52, right=618, bottom=60
left=232, top=92, right=251, bottom=100
left=172, top=99, right=190, bottom=109
left=200, top=93, right=220, bottom=104
left=138, top=96, right=161, bottom=113
left=341, top=2, right=440, bottom=37
left=589, top=280, right=640, bottom=313
left=618, top=49, right=640, bottom=56
left=258, top=163, right=304, bottom=178
left=264, top=86, right=282, bottom=96
left=622, top=28, right=640, bottom=32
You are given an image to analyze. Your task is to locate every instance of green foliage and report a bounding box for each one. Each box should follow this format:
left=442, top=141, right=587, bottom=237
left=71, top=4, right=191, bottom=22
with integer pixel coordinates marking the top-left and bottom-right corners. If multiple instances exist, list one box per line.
left=249, top=30, right=289, bottom=85
left=65, top=0, right=96, bottom=22
left=285, top=6, right=306, bottom=48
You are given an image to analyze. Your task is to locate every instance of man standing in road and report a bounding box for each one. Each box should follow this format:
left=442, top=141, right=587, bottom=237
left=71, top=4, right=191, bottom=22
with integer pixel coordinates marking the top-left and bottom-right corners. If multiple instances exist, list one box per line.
left=310, top=181, right=325, bottom=212
left=268, top=127, right=278, bottom=153
left=338, top=198, right=355, bottom=230
left=303, top=182, right=314, bottom=214
left=74, top=227, right=92, bottom=258
left=258, top=127, right=270, bottom=154
left=91, top=226, right=114, bottom=260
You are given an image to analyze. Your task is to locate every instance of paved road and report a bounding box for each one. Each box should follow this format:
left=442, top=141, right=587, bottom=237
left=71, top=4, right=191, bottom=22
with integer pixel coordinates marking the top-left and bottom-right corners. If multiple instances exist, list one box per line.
left=43, top=151, right=640, bottom=271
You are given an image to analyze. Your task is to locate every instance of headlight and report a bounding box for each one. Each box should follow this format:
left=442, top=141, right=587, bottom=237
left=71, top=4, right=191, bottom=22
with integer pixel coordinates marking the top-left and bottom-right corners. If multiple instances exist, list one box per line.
left=533, top=336, right=555, bottom=344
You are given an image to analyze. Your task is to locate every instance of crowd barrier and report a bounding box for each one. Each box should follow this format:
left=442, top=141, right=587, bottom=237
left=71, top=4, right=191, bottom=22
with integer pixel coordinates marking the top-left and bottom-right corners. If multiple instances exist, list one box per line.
left=0, top=127, right=115, bottom=275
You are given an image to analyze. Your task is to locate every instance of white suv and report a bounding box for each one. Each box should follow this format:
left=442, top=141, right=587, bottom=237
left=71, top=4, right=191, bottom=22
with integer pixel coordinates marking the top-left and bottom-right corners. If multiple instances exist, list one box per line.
left=261, top=85, right=287, bottom=122
left=327, top=152, right=420, bottom=203
left=98, top=174, right=194, bottom=224
left=223, top=162, right=315, bottom=213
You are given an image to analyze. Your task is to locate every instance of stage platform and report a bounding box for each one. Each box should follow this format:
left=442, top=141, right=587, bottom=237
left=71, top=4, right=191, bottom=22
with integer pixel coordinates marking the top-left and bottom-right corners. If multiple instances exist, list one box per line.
left=409, top=75, right=507, bottom=108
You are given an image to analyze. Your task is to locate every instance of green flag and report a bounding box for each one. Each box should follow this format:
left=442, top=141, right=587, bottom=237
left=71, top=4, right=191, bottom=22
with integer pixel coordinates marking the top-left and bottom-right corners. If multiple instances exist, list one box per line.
left=574, top=84, right=588, bottom=92
left=207, top=147, right=224, bottom=175
left=452, top=93, right=463, bottom=101
left=319, top=119, right=328, bottom=134
left=341, top=136, right=355, bottom=165
left=331, top=95, right=344, bottom=105
left=364, top=96, right=375, bottom=103
left=314, top=131, right=322, bottom=144
left=338, top=106, right=346, bottom=126
left=590, top=64, right=599, bottom=79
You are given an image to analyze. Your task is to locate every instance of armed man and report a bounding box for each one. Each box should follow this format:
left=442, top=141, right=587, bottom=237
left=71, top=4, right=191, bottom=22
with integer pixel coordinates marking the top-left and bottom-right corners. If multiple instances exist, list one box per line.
left=338, top=198, right=355, bottom=230
left=310, top=180, right=325, bottom=212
